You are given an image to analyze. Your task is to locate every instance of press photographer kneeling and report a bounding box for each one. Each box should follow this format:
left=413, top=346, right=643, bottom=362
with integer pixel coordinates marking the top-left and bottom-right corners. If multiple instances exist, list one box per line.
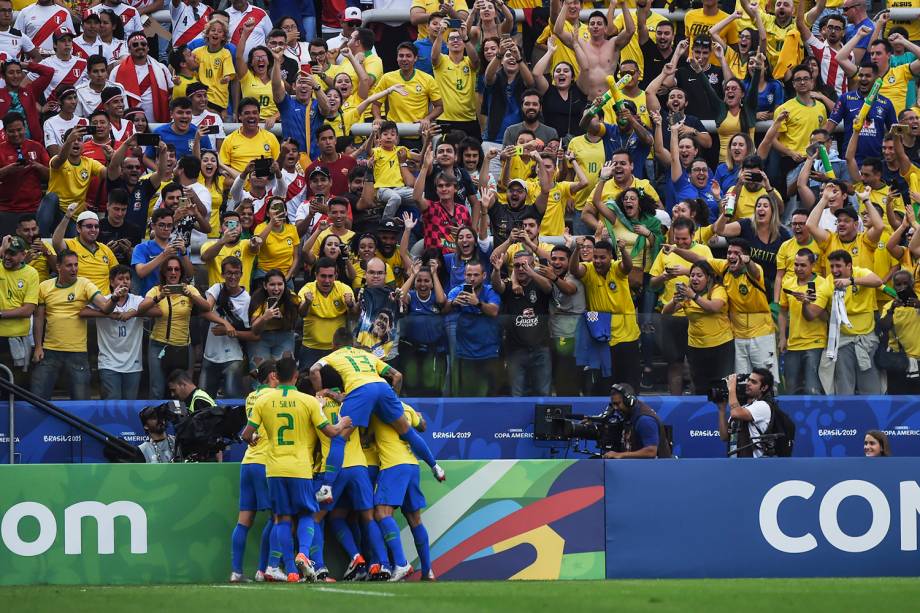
left=715, top=370, right=788, bottom=458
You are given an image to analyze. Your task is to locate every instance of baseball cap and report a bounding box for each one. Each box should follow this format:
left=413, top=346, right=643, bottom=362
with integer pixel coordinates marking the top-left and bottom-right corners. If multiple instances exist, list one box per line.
left=833, top=206, right=860, bottom=221
left=6, top=237, right=27, bottom=253
left=343, top=7, right=362, bottom=23
left=76, top=211, right=99, bottom=224
left=378, top=217, right=403, bottom=233
left=508, top=178, right=529, bottom=192
left=309, top=166, right=331, bottom=180
left=53, top=27, right=75, bottom=43
left=100, top=86, right=123, bottom=105
left=186, top=82, right=209, bottom=97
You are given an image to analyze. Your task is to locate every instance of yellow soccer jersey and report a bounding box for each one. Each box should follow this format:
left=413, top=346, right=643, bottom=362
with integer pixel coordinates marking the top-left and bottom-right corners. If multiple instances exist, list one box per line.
left=242, top=385, right=272, bottom=465
left=373, top=69, right=442, bottom=124
left=317, top=346, right=391, bottom=394
left=311, top=228, right=355, bottom=256
left=248, top=385, right=328, bottom=479
left=432, top=54, right=477, bottom=122
left=317, top=393, right=366, bottom=471
left=193, top=46, right=235, bottom=110
left=881, top=300, right=920, bottom=357
left=887, top=0, right=920, bottom=45
left=779, top=274, right=832, bottom=351
left=299, top=280, right=354, bottom=350
left=599, top=176, right=660, bottom=204
left=25, top=240, right=55, bottom=282
left=579, top=262, right=640, bottom=345
left=362, top=431, right=380, bottom=467
left=735, top=186, right=768, bottom=220
left=37, top=276, right=101, bottom=352
left=200, top=175, right=226, bottom=238
left=542, top=181, right=574, bottom=237
left=831, top=267, right=877, bottom=336
left=817, top=231, right=876, bottom=274
left=682, top=284, right=733, bottom=348
left=536, top=19, right=590, bottom=78
left=708, top=258, right=775, bottom=339
left=240, top=71, right=279, bottom=120
left=172, top=73, right=197, bottom=100
left=775, top=98, right=826, bottom=156
left=201, top=239, right=257, bottom=291
left=330, top=52, right=384, bottom=93
left=0, top=264, right=39, bottom=338
left=649, top=242, right=713, bottom=312
left=371, top=403, right=421, bottom=469
left=684, top=9, right=738, bottom=66
left=566, top=135, right=605, bottom=211
left=775, top=237, right=824, bottom=281
left=851, top=181, right=905, bottom=233
left=145, top=285, right=202, bottom=346
left=253, top=222, right=299, bottom=272
left=64, top=237, right=117, bottom=295
left=762, top=14, right=800, bottom=74
left=372, top=146, right=407, bottom=188
left=879, top=63, right=915, bottom=115
left=48, top=156, right=106, bottom=212
left=219, top=128, right=281, bottom=173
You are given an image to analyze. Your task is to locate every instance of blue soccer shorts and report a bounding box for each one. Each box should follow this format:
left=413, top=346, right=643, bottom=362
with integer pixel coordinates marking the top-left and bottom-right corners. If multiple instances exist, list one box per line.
left=373, top=463, right=426, bottom=512
left=239, top=462, right=270, bottom=512
left=268, top=476, right=317, bottom=516
left=320, top=465, right=374, bottom=512
left=340, top=381, right=404, bottom=428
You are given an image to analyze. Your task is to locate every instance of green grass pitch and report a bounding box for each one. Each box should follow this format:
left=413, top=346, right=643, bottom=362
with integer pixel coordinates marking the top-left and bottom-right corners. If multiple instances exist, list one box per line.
left=4, top=578, right=920, bottom=612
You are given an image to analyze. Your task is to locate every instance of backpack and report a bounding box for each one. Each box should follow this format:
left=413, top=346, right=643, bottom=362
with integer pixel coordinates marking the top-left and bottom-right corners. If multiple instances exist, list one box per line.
left=762, top=400, right=796, bottom=457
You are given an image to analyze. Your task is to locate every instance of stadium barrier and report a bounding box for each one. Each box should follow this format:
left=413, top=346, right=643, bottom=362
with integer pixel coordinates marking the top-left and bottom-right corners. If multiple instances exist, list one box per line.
left=0, top=460, right=606, bottom=585
left=3, top=396, right=919, bottom=465
left=1, top=458, right=916, bottom=585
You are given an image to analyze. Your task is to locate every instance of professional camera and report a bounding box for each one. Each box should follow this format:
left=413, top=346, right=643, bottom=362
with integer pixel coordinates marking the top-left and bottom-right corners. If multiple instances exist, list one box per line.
left=707, top=374, right=749, bottom=403
left=533, top=404, right=624, bottom=454
left=139, top=401, right=247, bottom=462
left=139, top=401, right=187, bottom=428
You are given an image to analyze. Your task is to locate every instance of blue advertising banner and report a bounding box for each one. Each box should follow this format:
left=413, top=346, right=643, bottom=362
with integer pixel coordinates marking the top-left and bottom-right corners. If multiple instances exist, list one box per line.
left=2, top=396, right=920, bottom=464
left=605, top=458, right=920, bottom=578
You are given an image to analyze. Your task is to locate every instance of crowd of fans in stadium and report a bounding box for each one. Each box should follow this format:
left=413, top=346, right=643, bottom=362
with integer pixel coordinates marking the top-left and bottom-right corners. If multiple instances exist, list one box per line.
left=0, top=0, right=918, bottom=401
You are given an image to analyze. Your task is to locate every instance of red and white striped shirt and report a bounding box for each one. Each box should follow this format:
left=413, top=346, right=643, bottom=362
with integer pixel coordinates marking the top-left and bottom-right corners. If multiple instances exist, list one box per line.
left=807, top=35, right=849, bottom=97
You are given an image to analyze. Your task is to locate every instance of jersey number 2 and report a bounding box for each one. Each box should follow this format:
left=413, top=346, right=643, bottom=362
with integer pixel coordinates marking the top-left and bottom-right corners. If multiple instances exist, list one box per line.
left=277, top=412, right=294, bottom=446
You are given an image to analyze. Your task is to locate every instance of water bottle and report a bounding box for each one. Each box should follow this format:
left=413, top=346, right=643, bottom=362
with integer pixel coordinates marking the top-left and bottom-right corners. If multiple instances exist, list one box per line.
left=724, top=190, right=736, bottom=217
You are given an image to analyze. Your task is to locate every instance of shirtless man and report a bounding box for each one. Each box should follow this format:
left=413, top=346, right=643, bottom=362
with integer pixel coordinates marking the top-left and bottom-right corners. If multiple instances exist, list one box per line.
left=554, top=0, right=634, bottom=98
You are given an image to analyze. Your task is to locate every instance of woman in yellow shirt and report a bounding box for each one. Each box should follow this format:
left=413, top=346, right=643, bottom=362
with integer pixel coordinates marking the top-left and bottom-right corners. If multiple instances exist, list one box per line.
left=137, top=255, right=231, bottom=399
left=661, top=259, right=734, bottom=394
left=235, top=21, right=280, bottom=125
left=199, top=150, right=233, bottom=238
left=253, top=198, right=301, bottom=283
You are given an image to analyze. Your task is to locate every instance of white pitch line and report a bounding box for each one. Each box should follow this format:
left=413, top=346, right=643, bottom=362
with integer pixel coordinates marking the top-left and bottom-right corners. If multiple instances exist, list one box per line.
left=314, top=587, right=397, bottom=597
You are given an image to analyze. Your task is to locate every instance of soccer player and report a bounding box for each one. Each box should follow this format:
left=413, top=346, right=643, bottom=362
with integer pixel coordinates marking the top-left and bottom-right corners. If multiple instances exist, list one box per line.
left=230, top=360, right=278, bottom=583
left=241, top=357, right=351, bottom=583
left=309, top=368, right=390, bottom=582
left=372, top=402, right=434, bottom=582
left=308, top=327, right=445, bottom=507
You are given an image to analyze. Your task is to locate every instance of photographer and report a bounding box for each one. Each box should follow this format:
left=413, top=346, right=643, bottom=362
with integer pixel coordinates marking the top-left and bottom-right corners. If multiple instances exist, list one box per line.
left=718, top=369, right=775, bottom=459
left=138, top=406, right=176, bottom=464
left=601, top=384, right=672, bottom=459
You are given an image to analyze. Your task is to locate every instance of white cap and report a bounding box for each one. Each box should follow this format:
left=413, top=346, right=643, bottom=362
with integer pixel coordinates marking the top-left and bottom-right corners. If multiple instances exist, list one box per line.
left=343, top=7, right=362, bottom=22
left=76, top=211, right=99, bottom=224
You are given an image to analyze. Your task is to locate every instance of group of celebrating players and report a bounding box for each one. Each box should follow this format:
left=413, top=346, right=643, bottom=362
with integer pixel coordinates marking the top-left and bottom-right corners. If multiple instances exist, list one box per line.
left=235, top=326, right=445, bottom=583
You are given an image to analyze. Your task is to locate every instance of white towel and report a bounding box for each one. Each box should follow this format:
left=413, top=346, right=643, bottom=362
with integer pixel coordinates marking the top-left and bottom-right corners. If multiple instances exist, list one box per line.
left=826, top=288, right=852, bottom=361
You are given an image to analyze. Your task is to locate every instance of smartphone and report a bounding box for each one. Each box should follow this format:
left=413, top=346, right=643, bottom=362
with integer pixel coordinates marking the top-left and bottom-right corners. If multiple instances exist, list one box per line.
left=513, top=145, right=524, bottom=156
left=178, top=196, right=191, bottom=209
left=513, top=220, right=523, bottom=230
left=462, top=283, right=473, bottom=294
left=253, top=157, right=272, bottom=177
left=892, top=124, right=911, bottom=136
left=204, top=125, right=220, bottom=135
left=805, top=143, right=821, bottom=157
left=539, top=258, right=549, bottom=266
left=669, top=111, right=685, bottom=126
left=266, top=297, right=279, bottom=310
left=163, top=284, right=185, bottom=294
left=807, top=281, right=816, bottom=295
left=782, top=288, right=796, bottom=296
left=447, top=18, right=463, bottom=28
left=136, top=133, right=160, bottom=147
left=226, top=219, right=239, bottom=231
